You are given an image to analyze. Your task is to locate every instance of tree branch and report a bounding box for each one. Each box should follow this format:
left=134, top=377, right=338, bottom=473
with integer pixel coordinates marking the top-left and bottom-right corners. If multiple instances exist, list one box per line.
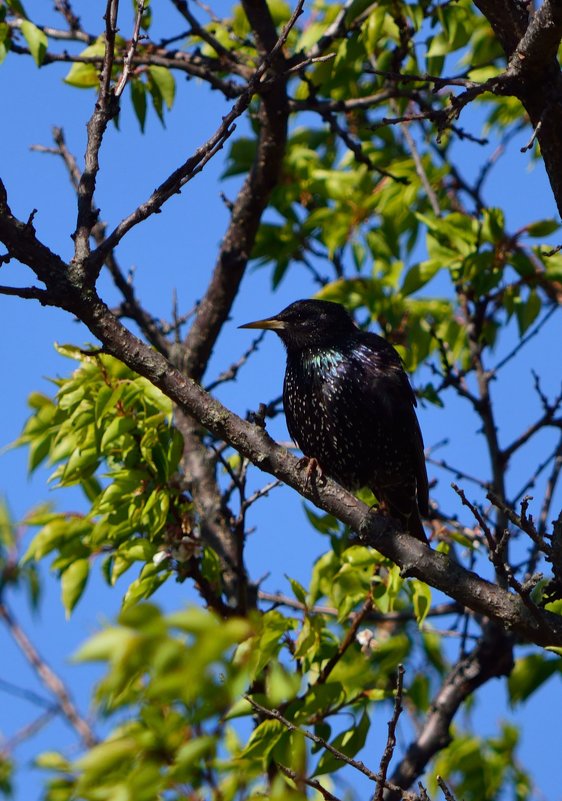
left=0, top=602, right=96, bottom=748
left=475, top=0, right=562, bottom=216
left=73, top=0, right=120, bottom=270
left=384, top=624, right=514, bottom=799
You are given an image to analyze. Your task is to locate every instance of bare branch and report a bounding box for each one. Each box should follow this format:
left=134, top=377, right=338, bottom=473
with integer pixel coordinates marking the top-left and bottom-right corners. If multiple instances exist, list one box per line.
left=2, top=710, right=57, bottom=753
left=73, top=0, right=120, bottom=269
left=245, top=694, right=400, bottom=789
left=384, top=624, right=513, bottom=799
left=374, top=665, right=405, bottom=801
left=169, top=0, right=241, bottom=63
left=539, top=433, right=562, bottom=537
left=205, top=331, right=267, bottom=392
left=0, top=602, right=96, bottom=748
left=396, top=104, right=441, bottom=217
left=492, top=303, right=558, bottom=375
left=436, top=776, right=460, bottom=801
left=114, top=0, right=146, bottom=98
left=32, top=127, right=170, bottom=353
left=54, top=0, right=82, bottom=33
left=276, top=763, right=343, bottom=801
left=0, top=284, right=51, bottom=303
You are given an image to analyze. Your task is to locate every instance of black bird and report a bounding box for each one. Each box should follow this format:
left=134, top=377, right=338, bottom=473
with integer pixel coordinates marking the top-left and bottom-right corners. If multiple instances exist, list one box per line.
left=240, top=299, right=429, bottom=543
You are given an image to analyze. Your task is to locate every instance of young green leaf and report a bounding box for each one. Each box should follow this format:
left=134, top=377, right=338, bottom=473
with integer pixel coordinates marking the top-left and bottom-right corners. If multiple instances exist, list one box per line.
left=20, top=19, right=47, bottom=66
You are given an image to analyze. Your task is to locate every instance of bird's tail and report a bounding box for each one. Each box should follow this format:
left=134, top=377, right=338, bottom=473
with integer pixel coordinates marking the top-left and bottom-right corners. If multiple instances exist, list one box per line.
left=380, top=485, right=429, bottom=544
left=404, top=509, right=428, bottom=544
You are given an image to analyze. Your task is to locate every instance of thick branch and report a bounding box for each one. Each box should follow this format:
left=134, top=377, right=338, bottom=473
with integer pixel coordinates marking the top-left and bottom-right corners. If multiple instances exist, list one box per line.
left=179, top=0, right=293, bottom=381
left=58, top=290, right=562, bottom=650
left=475, top=0, right=562, bottom=216
left=172, top=0, right=294, bottom=614
left=1, top=190, right=562, bottom=647
left=1, top=181, right=561, bottom=646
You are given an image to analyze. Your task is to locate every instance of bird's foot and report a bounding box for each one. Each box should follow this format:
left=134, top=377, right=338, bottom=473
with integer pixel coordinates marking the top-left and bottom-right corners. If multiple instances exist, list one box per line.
left=297, top=456, right=324, bottom=489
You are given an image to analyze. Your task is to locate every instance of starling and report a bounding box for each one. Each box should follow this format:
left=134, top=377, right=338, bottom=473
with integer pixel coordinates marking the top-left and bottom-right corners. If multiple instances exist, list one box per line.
left=240, top=299, right=429, bottom=543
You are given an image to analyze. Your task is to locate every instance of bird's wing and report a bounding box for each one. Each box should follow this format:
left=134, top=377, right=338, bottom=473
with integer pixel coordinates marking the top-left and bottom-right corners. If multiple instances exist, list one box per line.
left=359, top=333, right=429, bottom=515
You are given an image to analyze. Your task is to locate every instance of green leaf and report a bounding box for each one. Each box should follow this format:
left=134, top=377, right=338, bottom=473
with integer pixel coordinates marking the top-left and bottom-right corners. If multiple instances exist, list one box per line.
left=130, top=79, right=147, bottom=132
left=20, top=19, right=47, bottom=65
left=287, top=575, right=307, bottom=606
left=100, top=416, right=136, bottom=451
left=411, top=579, right=431, bottom=627
left=515, top=290, right=541, bottom=335
left=508, top=654, right=560, bottom=704
left=526, top=219, right=559, bottom=238
left=265, top=662, right=301, bottom=705
left=72, top=626, right=132, bottom=662
left=64, top=40, right=106, bottom=88
left=35, top=752, right=71, bottom=771
left=75, top=737, right=137, bottom=778
left=121, top=562, right=170, bottom=609
left=313, top=710, right=370, bottom=776
left=22, top=517, right=74, bottom=562
left=401, top=260, right=441, bottom=296
left=0, top=497, right=14, bottom=549
left=240, top=718, right=286, bottom=761
left=148, top=65, right=175, bottom=110
left=64, top=60, right=99, bottom=88
left=171, top=736, right=215, bottom=779
left=61, top=558, right=90, bottom=616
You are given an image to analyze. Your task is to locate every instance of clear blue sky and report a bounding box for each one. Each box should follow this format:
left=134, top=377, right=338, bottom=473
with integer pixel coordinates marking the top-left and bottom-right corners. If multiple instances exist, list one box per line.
left=1, top=2, right=561, bottom=798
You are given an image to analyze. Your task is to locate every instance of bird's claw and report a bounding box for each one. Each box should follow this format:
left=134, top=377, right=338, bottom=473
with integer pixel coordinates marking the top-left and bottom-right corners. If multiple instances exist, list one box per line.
left=297, top=456, right=324, bottom=488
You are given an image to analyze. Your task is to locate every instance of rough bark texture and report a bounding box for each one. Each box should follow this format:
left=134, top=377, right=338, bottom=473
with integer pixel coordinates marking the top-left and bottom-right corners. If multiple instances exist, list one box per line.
left=475, top=0, right=562, bottom=216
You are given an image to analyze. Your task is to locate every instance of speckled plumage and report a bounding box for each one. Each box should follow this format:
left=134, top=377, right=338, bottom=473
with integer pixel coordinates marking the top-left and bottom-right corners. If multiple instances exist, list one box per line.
left=240, top=299, right=429, bottom=542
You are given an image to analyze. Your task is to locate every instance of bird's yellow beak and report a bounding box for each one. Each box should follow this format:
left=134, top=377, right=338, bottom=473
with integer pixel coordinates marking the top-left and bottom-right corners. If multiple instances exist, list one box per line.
left=239, top=317, right=286, bottom=331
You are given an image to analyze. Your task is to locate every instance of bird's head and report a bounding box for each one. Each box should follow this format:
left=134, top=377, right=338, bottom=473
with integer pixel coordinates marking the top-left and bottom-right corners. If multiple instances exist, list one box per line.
left=239, top=299, right=357, bottom=351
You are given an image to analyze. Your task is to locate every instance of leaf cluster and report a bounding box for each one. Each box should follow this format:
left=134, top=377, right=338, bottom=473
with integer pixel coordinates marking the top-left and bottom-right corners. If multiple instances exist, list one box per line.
left=18, top=346, right=189, bottom=614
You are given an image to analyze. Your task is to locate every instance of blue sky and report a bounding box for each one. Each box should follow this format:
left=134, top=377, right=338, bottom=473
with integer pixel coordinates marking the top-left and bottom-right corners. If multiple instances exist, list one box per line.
left=1, top=1, right=562, bottom=798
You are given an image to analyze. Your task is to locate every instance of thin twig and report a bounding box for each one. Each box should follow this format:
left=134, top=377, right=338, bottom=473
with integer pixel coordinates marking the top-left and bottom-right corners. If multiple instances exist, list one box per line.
left=276, top=763, right=343, bottom=801
left=2, top=710, right=57, bottom=752
left=54, top=0, right=81, bottom=32
left=169, top=0, right=239, bottom=63
left=397, top=105, right=441, bottom=216
left=437, top=775, right=460, bottom=801
left=242, top=479, right=283, bottom=511
left=0, top=603, right=96, bottom=748
left=451, top=483, right=495, bottom=549
left=205, top=331, right=266, bottom=392
left=73, top=0, right=120, bottom=267
left=316, top=595, right=374, bottom=685
left=0, top=678, right=55, bottom=710
left=513, top=440, right=561, bottom=503
left=88, top=0, right=306, bottom=275
left=492, top=304, right=558, bottom=375
left=373, top=664, right=405, bottom=801
left=114, top=0, right=146, bottom=97
left=487, top=492, right=550, bottom=556
left=520, top=117, right=543, bottom=153
left=244, top=694, right=403, bottom=789
left=539, top=433, right=562, bottom=536
left=32, top=127, right=169, bottom=353
left=427, top=455, right=490, bottom=490
left=258, top=591, right=462, bottom=622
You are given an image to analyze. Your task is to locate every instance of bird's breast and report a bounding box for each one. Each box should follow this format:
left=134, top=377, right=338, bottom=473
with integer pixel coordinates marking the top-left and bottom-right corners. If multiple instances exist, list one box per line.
left=283, top=349, right=375, bottom=488
left=283, top=346, right=417, bottom=493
